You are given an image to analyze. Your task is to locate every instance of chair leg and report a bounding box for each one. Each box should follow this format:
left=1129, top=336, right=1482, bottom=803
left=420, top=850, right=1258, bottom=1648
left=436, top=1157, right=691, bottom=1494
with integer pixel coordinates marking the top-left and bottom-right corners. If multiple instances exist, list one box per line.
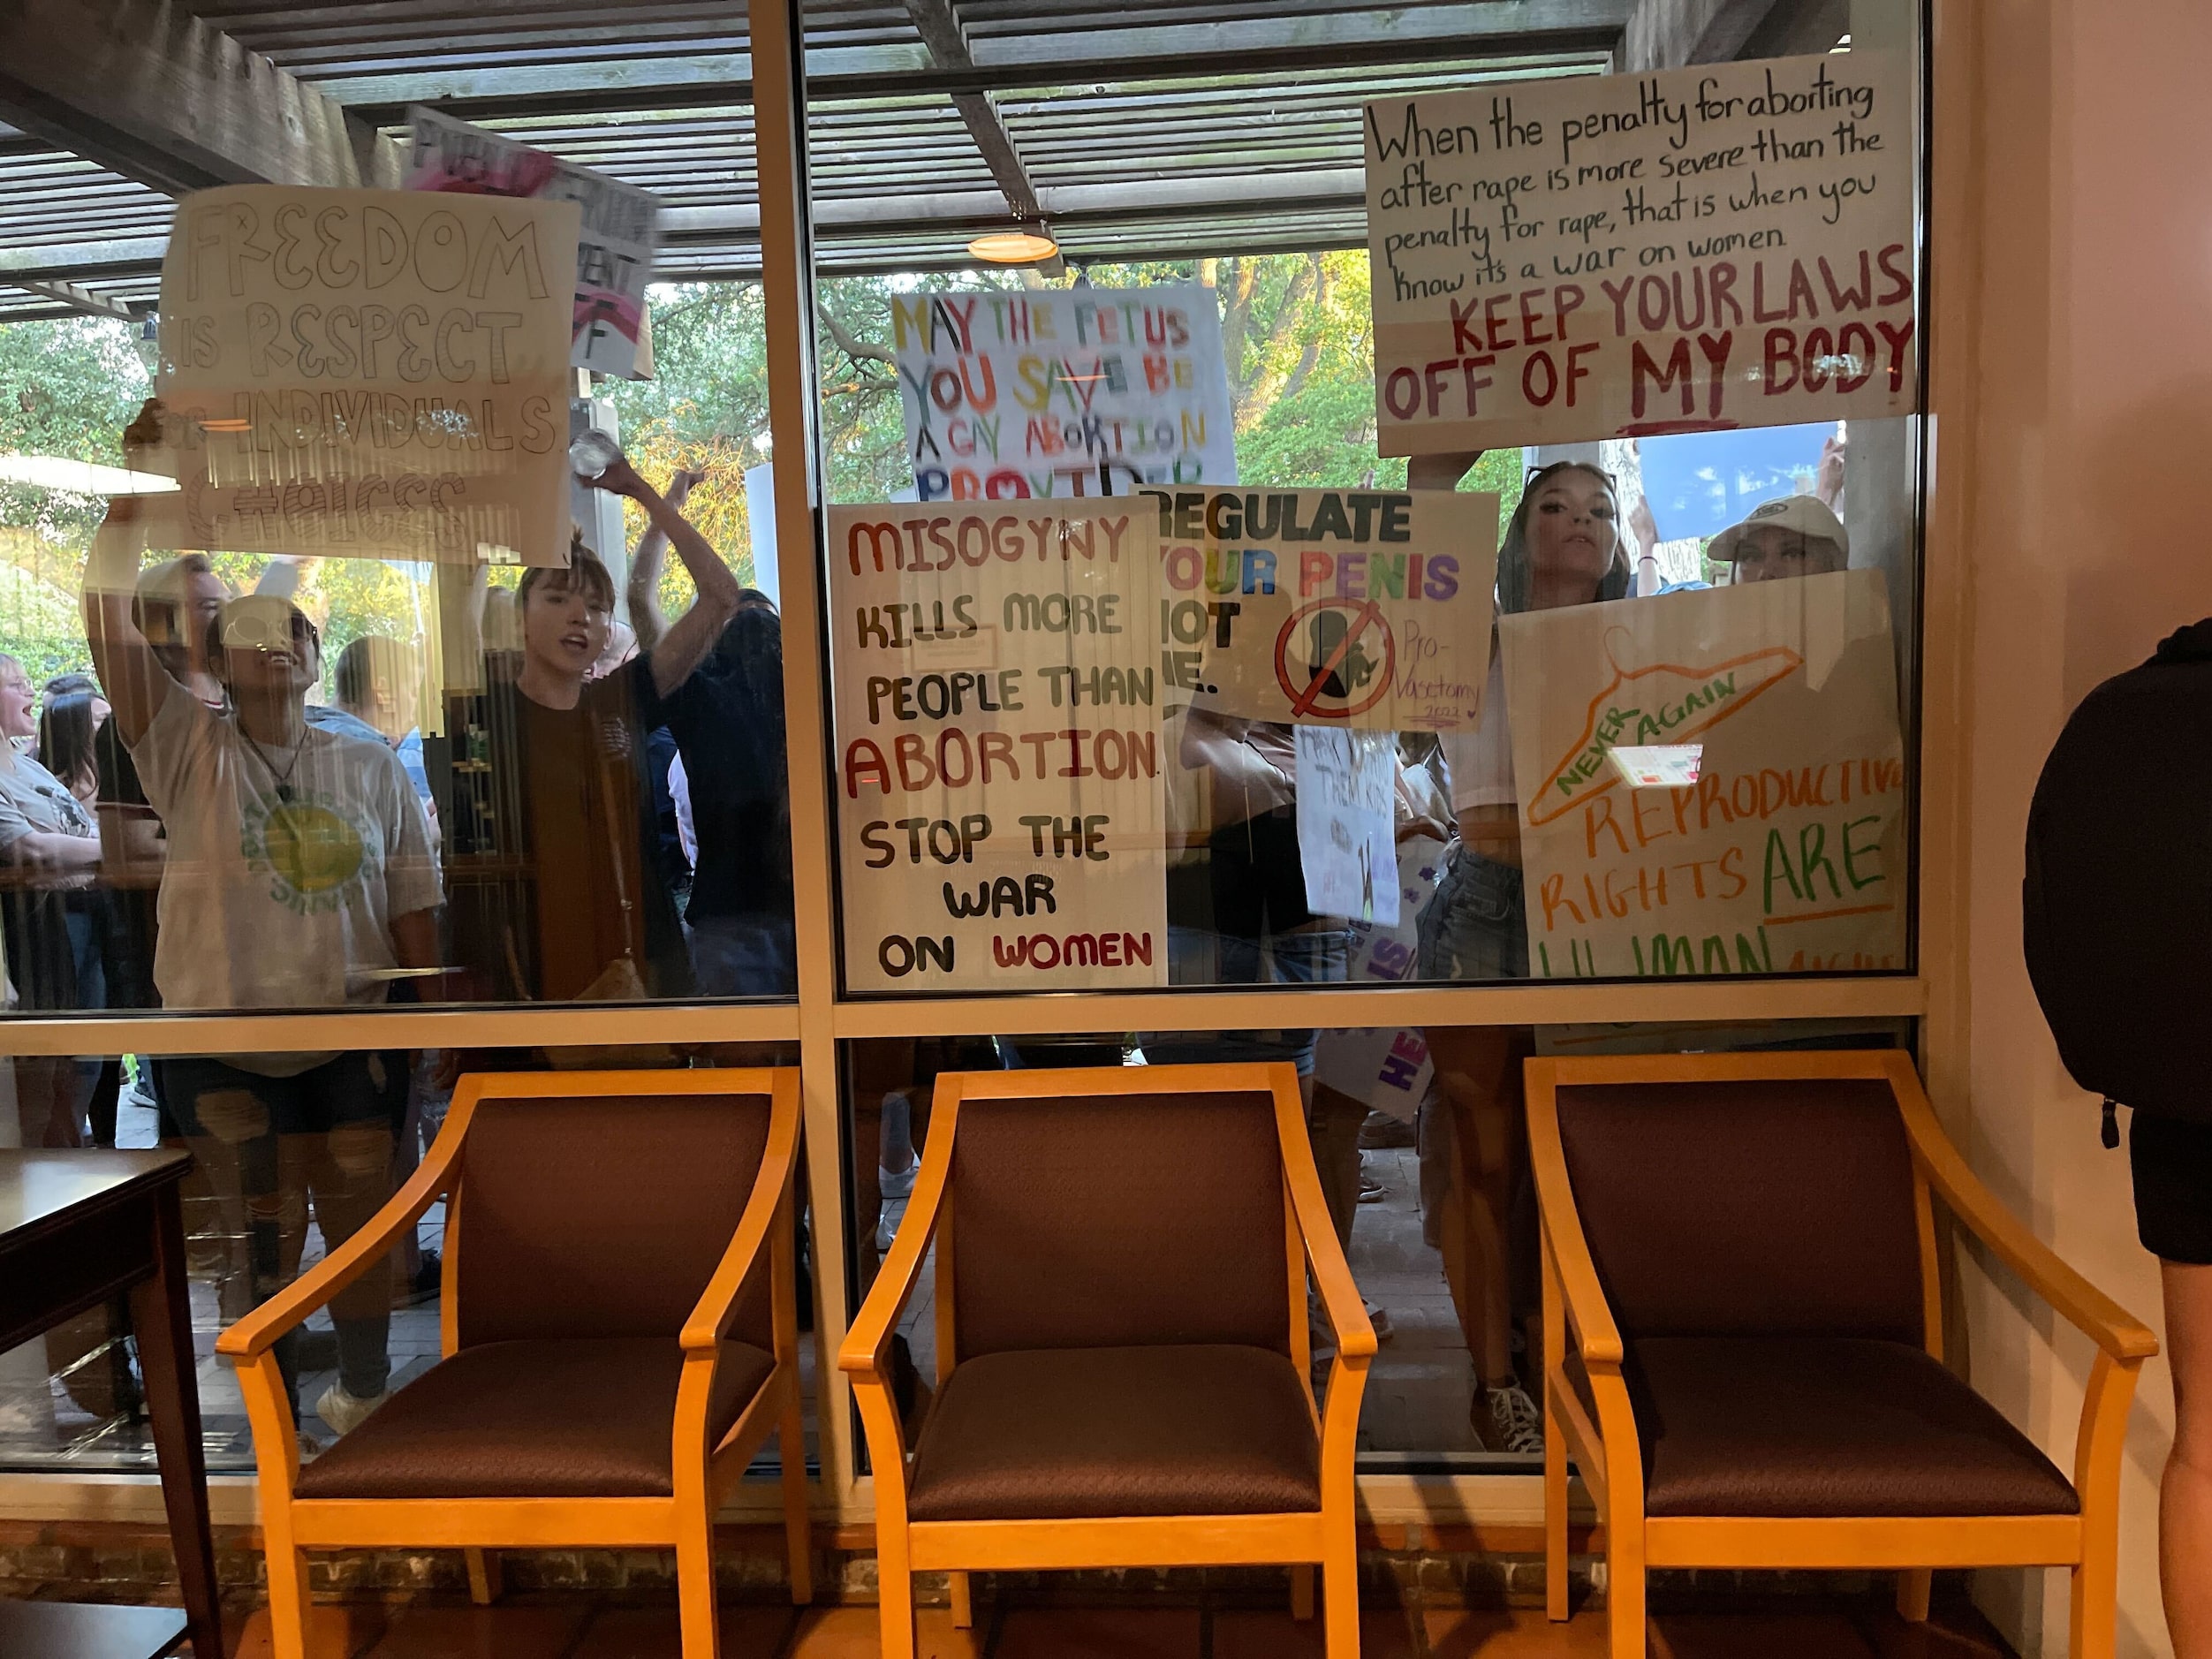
left=779, top=1394, right=814, bottom=1606
left=1290, top=1564, right=1315, bottom=1620
left=1544, top=1383, right=1570, bottom=1621
left=1322, top=1549, right=1360, bottom=1658
left=1896, top=1567, right=1931, bottom=1623
left=676, top=1505, right=722, bottom=1659
left=1607, top=1545, right=1645, bottom=1659
left=951, top=1570, right=973, bottom=1627
left=2071, top=1543, right=2119, bottom=1659
left=877, top=1524, right=917, bottom=1659
left=466, top=1548, right=502, bottom=1607
left=263, top=1535, right=311, bottom=1659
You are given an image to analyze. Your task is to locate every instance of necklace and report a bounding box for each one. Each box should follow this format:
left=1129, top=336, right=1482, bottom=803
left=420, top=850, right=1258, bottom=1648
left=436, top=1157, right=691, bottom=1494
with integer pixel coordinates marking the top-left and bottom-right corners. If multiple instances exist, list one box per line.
left=237, top=722, right=307, bottom=803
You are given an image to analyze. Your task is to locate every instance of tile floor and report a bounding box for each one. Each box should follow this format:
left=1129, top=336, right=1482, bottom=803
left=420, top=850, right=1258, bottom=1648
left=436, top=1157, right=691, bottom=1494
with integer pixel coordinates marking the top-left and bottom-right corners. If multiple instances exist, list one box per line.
left=195, top=1595, right=2016, bottom=1658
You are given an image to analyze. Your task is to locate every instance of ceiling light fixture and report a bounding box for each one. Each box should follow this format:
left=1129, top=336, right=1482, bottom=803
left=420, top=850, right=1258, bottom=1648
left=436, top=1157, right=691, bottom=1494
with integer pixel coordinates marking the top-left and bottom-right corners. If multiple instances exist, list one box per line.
left=967, top=225, right=1059, bottom=264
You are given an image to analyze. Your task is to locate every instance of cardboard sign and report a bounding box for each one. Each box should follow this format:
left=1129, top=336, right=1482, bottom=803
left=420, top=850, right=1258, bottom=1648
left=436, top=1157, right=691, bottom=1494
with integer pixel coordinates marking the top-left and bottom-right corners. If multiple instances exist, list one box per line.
left=407, top=108, right=659, bottom=379
left=148, top=187, right=578, bottom=566
left=892, top=287, right=1236, bottom=501
left=1367, top=52, right=1916, bottom=454
left=1312, top=836, right=1448, bottom=1121
left=1501, top=568, right=1905, bottom=977
left=1141, top=487, right=1498, bottom=731
left=830, top=502, right=1169, bottom=992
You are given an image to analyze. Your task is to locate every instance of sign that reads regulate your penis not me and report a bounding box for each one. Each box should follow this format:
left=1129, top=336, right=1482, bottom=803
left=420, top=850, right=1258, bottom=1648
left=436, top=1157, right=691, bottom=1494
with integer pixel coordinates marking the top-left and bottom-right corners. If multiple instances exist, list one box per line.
left=1367, top=52, right=1917, bottom=454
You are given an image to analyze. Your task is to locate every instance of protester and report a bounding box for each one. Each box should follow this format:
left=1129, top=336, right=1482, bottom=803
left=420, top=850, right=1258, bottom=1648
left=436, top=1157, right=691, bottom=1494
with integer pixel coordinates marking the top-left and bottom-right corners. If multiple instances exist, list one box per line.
left=309, top=635, right=436, bottom=820
left=440, top=457, right=739, bottom=1004
left=84, top=446, right=443, bottom=1437
left=1708, top=493, right=1850, bottom=583
left=36, top=676, right=108, bottom=807
left=1417, top=454, right=1632, bottom=1455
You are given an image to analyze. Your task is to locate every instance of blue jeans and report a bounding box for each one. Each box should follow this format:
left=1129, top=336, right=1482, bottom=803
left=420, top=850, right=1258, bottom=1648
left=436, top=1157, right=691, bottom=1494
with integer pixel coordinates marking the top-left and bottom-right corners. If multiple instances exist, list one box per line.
left=1417, top=847, right=1529, bottom=982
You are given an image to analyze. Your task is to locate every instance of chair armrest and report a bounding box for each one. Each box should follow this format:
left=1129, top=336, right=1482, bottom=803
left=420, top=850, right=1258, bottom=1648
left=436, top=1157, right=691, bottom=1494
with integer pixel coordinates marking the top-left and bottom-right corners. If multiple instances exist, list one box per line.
left=1276, top=1084, right=1377, bottom=1360
left=680, top=1074, right=803, bottom=1354
left=1885, top=1055, right=2157, bottom=1363
left=837, top=1096, right=955, bottom=1379
left=216, top=1099, right=471, bottom=1360
left=1524, top=1061, right=1625, bottom=1367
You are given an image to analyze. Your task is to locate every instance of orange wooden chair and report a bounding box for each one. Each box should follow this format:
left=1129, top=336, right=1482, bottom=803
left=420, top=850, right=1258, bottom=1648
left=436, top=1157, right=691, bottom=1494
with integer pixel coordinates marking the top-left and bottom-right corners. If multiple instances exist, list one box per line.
left=217, top=1068, right=813, bottom=1659
left=1527, top=1049, right=2156, bottom=1659
left=839, top=1062, right=1375, bottom=1658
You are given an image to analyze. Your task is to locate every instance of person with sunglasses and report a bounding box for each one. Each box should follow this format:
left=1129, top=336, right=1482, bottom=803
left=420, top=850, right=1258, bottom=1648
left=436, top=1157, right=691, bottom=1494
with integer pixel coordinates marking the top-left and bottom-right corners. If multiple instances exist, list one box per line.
left=1411, top=451, right=1635, bottom=1458
left=84, top=428, right=443, bottom=1440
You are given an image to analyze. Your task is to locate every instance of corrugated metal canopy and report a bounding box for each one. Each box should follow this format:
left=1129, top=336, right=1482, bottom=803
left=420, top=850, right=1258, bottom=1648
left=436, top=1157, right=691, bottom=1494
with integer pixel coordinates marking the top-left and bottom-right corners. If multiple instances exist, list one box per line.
left=0, top=0, right=1631, bottom=316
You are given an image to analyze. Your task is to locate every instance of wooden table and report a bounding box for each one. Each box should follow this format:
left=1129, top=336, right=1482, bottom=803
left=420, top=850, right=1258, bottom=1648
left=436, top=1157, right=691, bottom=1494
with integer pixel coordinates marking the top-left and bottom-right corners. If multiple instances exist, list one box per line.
left=0, top=1149, right=219, bottom=1658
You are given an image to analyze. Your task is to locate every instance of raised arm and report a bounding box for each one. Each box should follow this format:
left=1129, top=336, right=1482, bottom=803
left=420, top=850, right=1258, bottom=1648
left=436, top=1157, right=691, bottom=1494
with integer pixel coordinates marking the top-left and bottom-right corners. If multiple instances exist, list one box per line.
left=625, top=467, right=701, bottom=655
left=593, top=458, right=739, bottom=698
left=82, top=495, right=176, bottom=750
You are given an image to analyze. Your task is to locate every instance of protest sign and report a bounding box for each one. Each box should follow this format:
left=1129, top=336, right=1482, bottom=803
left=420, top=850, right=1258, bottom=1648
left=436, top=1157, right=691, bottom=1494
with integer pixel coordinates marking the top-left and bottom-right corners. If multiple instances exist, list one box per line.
left=1501, top=567, right=1905, bottom=978
left=830, top=502, right=1169, bottom=992
left=1296, top=727, right=1399, bottom=926
left=1312, top=835, right=1447, bottom=1121
left=892, top=287, right=1235, bottom=501
left=1140, top=487, right=1498, bottom=731
left=1366, top=52, right=1916, bottom=454
left=407, top=108, right=659, bottom=378
left=148, top=186, right=578, bottom=566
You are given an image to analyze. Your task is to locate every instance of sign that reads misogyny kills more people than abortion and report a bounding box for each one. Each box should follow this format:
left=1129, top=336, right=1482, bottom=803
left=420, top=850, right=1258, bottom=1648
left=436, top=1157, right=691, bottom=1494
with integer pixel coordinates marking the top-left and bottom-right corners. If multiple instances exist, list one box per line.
left=1366, top=52, right=1916, bottom=454
left=148, top=187, right=579, bottom=567
left=830, top=503, right=1170, bottom=993
left=893, top=287, right=1236, bottom=501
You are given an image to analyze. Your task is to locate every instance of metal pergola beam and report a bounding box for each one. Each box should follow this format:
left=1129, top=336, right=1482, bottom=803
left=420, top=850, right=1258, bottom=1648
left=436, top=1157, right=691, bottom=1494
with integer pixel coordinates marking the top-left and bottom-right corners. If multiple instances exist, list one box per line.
left=0, top=276, right=144, bottom=320
left=0, top=0, right=401, bottom=195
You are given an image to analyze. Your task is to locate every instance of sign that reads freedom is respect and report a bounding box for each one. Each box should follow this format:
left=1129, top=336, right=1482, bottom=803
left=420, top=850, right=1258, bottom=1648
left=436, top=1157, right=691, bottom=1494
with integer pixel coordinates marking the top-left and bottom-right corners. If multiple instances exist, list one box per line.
left=1366, top=52, right=1916, bottom=454
left=893, top=287, right=1235, bottom=502
left=830, top=503, right=1169, bottom=993
left=147, top=187, right=579, bottom=566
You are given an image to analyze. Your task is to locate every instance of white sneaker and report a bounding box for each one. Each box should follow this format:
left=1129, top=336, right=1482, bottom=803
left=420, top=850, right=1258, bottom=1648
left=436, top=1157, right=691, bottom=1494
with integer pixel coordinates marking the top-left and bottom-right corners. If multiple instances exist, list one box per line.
left=875, top=1160, right=918, bottom=1251
left=1475, top=1381, right=1544, bottom=1455
left=316, top=1382, right=389, bottom=1436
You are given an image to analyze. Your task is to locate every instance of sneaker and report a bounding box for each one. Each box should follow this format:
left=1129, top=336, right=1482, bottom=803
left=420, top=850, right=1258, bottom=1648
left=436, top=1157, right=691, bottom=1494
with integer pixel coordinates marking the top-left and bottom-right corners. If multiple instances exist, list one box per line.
left=1473, top=1381, right=1544, bottom=1455
left=875, top=1160, right=918, bottom=1251
left=1359, top=1178, right=1388, bottom=1204
left=316, top=1382, right=390, bottom=1436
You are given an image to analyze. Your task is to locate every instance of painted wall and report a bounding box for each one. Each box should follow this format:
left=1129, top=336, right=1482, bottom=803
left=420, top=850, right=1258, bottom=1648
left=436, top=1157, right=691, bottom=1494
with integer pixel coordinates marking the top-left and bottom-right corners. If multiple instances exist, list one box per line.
left=1959, top=0, right=2212, bottom=1652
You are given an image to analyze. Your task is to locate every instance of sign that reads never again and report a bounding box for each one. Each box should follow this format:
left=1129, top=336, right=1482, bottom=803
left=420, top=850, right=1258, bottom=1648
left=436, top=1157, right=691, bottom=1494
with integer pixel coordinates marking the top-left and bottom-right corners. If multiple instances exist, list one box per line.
left=1141, top=488, right=1499, bottom=731
left=147, top=187, right=579, bottom=566
left=1501, top=568, right=1906, bottom=980
left=1367, top=52, right=1915, bottom=454
left=830, top=503, right=1169, bottom=992
left=893, top=287, right=1235, bottom=501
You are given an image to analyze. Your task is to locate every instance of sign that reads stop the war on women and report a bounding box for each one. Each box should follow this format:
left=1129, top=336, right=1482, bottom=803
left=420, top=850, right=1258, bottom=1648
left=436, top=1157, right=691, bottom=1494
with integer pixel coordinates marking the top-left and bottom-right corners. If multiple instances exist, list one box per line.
left=1366, top=52, right=1917, bottom=454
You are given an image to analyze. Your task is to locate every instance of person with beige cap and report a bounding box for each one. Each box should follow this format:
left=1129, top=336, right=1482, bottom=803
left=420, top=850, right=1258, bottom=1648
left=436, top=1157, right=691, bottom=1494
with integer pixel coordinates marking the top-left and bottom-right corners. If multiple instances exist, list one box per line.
left=1708, top=493, right=1850, bottom=583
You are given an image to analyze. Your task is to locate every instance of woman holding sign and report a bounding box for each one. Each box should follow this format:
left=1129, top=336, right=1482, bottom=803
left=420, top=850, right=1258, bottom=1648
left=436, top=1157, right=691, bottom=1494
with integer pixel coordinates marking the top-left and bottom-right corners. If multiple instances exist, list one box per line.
left=1417, top=455, right=1632, bottom=1455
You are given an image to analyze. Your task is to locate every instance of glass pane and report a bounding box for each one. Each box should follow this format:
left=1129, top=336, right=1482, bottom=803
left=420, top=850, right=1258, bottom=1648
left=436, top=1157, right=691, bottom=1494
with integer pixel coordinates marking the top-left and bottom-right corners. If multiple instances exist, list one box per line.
left=0, top=1042, right=807, bottom=1478
left=0, top=281, right=792, bottom=1013
left=805, top=2, right=1923, bottom=996
left=840, top=1020, right=1908, bottom=1469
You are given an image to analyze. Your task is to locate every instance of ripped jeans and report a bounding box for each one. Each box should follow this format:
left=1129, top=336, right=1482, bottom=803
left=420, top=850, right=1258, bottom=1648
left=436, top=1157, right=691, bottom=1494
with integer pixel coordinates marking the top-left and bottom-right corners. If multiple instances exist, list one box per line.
left=156, top=1051, right=406, bottom=1415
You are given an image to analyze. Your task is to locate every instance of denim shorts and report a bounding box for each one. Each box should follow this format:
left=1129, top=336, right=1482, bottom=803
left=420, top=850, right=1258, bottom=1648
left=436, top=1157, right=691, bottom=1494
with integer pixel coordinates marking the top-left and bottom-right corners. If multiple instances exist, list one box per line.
left=1416, top=847, right=1528, bottom=982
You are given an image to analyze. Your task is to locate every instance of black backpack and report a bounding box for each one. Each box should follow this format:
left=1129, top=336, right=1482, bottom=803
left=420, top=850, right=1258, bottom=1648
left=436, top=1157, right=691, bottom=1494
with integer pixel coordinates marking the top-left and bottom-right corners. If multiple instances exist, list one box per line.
left=2023, top=619, right=2212, bottom=1133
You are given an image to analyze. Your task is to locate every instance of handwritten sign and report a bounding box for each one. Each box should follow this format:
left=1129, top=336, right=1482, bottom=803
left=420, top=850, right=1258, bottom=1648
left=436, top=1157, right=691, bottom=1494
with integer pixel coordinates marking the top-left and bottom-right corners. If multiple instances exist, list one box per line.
left=1501, top=567, right=1905, bottom=978
left=830, top=502, right=1169, bottom=991
left=1140, top=488, right=1498, bottom=731
left=1366, top=52, right=1915, bottom=453
left=1297, top=727, right=1399, bottom=925
left=893, top=287, right=1235, bottom=501
left=407, top=108, right=660, bottom=379
left=147, top=187, right=578, bottom=566
left=1312, top=836, right=1447, bottom=1121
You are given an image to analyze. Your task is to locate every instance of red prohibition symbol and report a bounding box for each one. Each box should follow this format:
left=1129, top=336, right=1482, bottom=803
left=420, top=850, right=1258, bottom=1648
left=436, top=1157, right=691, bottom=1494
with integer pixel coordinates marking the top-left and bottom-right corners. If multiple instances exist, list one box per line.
left=1275, top=598, right=1396, bottom=720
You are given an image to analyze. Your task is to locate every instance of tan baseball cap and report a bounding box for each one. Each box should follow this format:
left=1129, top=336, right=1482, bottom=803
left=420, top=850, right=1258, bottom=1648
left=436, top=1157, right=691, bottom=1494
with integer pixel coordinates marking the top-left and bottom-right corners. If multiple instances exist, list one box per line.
left=1708, top=494, right=1849, bottom=562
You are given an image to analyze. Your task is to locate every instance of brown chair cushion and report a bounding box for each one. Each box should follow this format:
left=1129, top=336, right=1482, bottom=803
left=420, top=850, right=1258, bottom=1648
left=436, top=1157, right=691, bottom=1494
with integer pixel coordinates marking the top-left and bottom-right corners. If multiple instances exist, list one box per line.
left=293, top=1338, right=776, bottom=1500
left=905, top=1345, right=1321, bottom=1521
left=457, top=1093, right=776, bottom=1349
left=1626, top=1337, right=2079, bottom=1518
left=1555, top=1077, right=1923, bottom=1342
left=950, top=1089, right=1292, bottom=1359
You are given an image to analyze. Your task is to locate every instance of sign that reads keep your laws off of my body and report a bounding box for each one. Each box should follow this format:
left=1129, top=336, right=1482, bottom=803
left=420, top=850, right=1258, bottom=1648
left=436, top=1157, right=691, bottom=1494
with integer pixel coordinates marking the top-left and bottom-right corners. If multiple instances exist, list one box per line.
left=1367, top=52, right=1915, bottom=454
left=830, top=503, right=1170, bottom=992
left=148, top=187, right=580, bottom=566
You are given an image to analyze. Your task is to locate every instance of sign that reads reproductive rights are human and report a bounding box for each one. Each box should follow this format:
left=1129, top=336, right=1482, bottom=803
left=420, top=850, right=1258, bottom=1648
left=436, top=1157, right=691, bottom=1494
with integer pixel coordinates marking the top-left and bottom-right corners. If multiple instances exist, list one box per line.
left=893, top=287, right=1236, bottom=501
left=1366, top=52, right=1916, bottom=453
left=146, top=187, right=579, bottom=566
left=830, top=503, right=1169, bottom=992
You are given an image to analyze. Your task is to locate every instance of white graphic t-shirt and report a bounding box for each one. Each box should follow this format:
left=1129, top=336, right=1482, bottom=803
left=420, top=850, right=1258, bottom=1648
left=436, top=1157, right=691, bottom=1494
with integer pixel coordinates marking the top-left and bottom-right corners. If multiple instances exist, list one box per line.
left=133, top=681, right=443, bottom=1016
